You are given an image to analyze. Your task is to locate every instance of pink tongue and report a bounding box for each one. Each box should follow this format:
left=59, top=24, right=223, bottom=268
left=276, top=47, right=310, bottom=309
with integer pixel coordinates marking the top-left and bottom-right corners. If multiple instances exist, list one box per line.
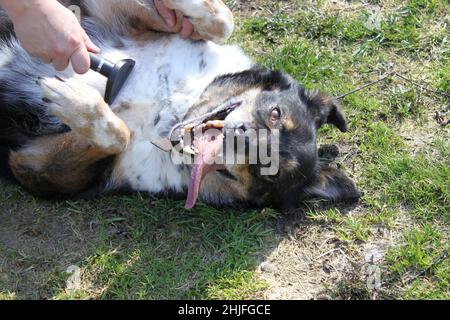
left=185, top=131, right=224, bottom=209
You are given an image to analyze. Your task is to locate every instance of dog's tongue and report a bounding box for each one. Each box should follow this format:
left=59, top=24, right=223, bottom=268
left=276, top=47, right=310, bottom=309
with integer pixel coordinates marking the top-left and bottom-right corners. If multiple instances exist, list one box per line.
left=185, top=131, right=224, bottom=209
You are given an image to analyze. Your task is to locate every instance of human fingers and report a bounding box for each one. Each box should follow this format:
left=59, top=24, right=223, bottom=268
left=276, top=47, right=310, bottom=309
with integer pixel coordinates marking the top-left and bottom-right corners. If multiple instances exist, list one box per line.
left=82, top=31, right=100, bottom=53
left=179, top=18, right=194, bottom=39
left=37, top=53, right=53, bottom=64
left=70, top=44, right=90, bottom=74
left=154, top=0, right=176, bottom=27
left=52, top=57, right=70, bottom=71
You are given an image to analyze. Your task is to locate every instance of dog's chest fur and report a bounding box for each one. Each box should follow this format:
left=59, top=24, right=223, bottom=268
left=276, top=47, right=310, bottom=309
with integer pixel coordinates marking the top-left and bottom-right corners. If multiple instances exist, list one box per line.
left=77, top=36, right=253, bottom=193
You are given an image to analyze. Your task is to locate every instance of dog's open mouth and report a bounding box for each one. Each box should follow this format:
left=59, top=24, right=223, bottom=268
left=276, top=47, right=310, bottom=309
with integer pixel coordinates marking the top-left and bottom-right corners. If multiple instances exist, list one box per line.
left=185, top=129, right=225, bottom=209
left=169, top=101, right=242, bottom=209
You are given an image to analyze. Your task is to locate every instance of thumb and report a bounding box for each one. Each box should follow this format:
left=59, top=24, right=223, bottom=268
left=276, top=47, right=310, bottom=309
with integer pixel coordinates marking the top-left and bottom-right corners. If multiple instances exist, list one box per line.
left=70, top=44, right=90, bottom=74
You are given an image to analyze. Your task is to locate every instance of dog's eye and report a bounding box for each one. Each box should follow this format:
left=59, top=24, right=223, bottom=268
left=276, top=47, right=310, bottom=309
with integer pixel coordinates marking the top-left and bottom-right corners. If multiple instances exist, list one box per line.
left=270, top=107, right=281, bottom=124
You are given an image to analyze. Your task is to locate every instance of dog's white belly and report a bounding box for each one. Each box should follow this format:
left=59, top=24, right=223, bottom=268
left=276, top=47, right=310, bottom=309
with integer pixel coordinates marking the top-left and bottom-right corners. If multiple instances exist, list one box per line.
left=78, top=36, right=253, bottom=193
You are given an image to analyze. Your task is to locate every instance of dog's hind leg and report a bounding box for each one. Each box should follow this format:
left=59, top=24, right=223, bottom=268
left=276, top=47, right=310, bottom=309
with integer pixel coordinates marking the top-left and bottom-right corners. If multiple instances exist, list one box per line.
left=9, top=77, right=130, bottom=197
left=161, top=0, right=234, bottom=42
left=80, top=0, right=233, bottom=43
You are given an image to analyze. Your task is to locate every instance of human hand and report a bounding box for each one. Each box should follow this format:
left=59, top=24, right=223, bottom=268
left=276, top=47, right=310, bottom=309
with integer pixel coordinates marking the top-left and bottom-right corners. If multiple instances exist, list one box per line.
left=154, top=0, right=194, bottom=38
left=5, top=0, right=99, bottom=74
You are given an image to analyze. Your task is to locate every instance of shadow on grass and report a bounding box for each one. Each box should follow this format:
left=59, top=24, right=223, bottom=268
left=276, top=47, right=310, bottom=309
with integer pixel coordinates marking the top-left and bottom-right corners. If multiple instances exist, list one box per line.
left=0, top=176, right=359, bottom=300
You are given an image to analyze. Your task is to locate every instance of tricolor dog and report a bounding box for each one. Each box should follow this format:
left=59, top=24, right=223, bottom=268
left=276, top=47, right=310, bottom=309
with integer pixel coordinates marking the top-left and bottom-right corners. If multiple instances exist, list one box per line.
left=0, top=0, right=360, bottom=209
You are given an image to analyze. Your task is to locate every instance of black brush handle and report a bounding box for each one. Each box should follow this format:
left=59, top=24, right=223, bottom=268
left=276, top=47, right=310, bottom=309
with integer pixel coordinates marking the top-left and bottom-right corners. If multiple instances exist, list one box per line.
left=89, top=53, right=114, bottom=77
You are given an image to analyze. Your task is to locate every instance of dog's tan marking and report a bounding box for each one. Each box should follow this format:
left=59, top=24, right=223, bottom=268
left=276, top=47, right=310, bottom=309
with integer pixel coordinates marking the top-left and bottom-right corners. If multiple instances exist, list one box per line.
left=39, top=77, right=130, bottom=154
left=284, top=117, right=298, bottom=131
left=232, top=164, right=253, bottom=192
left=8, top=76, right=132, bottom=196
left=285, top=159, right=299, bottom=172
left=200, top=165, right=252, bottom=204
left=203, top=0, right=218, bottom=15
left=9, top=133, right=113, bottom=195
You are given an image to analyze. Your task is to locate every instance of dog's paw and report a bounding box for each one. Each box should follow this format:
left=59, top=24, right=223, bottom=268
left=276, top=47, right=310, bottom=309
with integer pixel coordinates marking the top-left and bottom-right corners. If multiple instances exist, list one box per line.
left=38, top=76, right=107, bottom=129
left=38, top=76, right=129, bottom=153
left=163, top=0, right=234, bottom=43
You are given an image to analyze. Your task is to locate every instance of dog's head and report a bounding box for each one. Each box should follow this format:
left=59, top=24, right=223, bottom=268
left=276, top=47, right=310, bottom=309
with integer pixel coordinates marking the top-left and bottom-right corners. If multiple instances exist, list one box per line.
left=165, top=67, right=360, bottom=209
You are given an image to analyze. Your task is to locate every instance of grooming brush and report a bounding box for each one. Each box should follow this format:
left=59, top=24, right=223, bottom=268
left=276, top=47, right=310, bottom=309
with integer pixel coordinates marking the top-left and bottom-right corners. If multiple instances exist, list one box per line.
left=89, top=53, right=136, bottom=104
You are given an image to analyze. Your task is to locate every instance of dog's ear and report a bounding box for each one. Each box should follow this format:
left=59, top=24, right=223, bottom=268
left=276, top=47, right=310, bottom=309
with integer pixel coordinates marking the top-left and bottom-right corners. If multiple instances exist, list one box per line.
left=303, top=166, right=360, bottom=202
left=303, top=89, right=348, bottom=132
left=269, top=167, right=360, bottom=211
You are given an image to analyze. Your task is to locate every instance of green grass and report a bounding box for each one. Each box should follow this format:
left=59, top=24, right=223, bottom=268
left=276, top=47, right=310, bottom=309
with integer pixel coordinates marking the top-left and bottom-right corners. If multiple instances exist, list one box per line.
left=387, top=224, right=449, bottom=299
left=231, top=0, right=449, bottom=299
left=1, top=0, right=449, bottom=300
left=0, top=292, right=16, bottom=300
left=0, top=191, right=275, bottom=299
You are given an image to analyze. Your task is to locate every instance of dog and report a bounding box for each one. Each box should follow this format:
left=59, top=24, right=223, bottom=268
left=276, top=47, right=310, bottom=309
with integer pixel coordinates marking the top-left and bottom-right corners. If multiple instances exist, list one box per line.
left=0, top=0, right=360, bottom=210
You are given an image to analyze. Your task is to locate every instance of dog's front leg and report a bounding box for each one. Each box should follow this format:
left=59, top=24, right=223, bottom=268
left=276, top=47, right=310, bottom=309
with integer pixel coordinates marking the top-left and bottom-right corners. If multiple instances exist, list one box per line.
left=9, top=78, right=130, bottom=197
left=39, top=77, right=130, bottom=155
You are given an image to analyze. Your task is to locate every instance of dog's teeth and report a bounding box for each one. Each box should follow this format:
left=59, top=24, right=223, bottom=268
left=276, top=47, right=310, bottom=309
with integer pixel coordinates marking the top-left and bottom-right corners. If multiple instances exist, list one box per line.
left=183, top=123, right=196, bottom=132
left=183, top=146, right=196, bottom=155
left=213, top=120, right=225, bottom=128
left=193, top=124, right=204, bottom=135
left=206, top=120, right=225, bottom=129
